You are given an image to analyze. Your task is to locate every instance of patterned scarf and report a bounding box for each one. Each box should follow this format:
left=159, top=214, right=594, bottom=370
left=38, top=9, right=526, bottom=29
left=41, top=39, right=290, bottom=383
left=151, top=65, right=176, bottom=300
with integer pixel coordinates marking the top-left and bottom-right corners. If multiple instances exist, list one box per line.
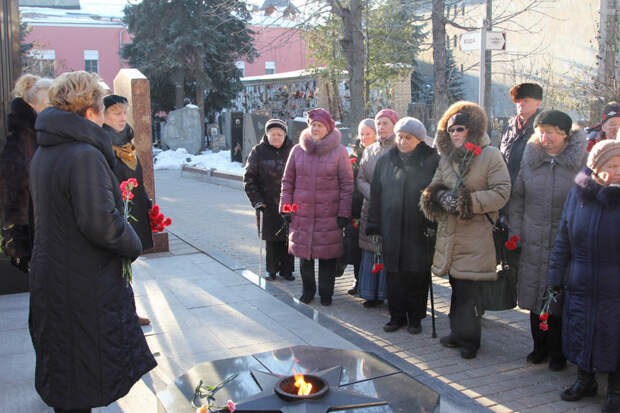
left=113, top=143, right=138, bottom=171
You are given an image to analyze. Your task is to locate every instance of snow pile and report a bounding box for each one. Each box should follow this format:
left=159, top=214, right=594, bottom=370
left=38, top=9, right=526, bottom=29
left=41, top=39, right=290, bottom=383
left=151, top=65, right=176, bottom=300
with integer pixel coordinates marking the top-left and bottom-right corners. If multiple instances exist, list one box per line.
left=154, top=148, right=244, bottom=175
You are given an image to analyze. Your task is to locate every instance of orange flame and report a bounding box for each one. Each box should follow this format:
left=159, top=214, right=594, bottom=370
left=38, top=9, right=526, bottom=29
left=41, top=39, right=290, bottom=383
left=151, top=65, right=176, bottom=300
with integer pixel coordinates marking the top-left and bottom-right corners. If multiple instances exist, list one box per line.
left=294, top=374, right=313, bottom=396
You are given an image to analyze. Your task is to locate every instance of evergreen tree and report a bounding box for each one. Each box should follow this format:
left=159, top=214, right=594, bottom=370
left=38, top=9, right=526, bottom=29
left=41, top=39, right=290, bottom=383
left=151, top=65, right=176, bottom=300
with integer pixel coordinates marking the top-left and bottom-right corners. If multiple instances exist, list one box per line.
left=122, top=0, right=257, bottom=118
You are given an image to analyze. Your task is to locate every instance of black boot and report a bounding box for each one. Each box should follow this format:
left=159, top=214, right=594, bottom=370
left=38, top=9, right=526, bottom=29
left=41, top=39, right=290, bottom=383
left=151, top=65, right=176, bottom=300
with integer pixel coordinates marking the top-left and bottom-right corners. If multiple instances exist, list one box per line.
left=561, top=368, right=597, bottom=401
left=347, top=281, right=358, bottom=295
left=527, top=311, right=548, bottom=364
left=603, top=371, right=620, bottom=413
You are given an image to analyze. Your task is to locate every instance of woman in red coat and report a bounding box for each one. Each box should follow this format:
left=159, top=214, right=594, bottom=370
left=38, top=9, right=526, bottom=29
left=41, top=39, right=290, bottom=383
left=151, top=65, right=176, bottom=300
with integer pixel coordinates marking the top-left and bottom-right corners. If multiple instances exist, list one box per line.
left=280, top=108, right=354, bottom=306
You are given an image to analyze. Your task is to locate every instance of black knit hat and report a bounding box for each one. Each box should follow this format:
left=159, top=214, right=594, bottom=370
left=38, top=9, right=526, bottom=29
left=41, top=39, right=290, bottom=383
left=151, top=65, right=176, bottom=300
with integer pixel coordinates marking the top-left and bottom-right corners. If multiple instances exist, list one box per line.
left=103, top=94, right=128, bottom=109
left=447, top=112, right=470, bottom=129
left=534, top=110, right=572, bottom=136
left=264, top=118, right=288, bottom=134
left=510, top=83, right=543, bottom=103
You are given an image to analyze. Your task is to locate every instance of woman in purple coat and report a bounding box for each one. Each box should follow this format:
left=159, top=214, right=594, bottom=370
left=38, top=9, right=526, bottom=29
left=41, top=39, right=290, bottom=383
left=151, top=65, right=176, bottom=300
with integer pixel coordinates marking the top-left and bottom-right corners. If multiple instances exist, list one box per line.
left=280, top=108, right=354, bottom=306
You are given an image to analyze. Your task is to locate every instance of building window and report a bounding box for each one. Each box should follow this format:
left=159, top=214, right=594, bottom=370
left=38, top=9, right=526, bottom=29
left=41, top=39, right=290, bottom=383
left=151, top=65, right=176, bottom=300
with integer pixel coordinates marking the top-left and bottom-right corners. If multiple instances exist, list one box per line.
left=235, top=61, right=245, bottom=77
left=265, top=61, right=276, bottom=75
left=26, top=49, right=55, bottom=77
left=84, top=50, right=99, bottom=73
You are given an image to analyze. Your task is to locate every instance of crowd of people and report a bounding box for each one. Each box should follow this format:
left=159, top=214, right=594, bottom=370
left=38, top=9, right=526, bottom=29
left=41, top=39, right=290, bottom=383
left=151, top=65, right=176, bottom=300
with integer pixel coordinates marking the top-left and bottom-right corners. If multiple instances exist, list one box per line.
left=243, top=83, right=620, bottom=412
left=0, top=68, right=618, bottom=412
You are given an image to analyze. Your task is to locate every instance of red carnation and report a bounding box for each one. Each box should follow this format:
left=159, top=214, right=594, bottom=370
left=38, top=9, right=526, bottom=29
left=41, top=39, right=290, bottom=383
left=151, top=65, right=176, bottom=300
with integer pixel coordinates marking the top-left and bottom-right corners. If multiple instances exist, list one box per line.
left=291, top=203, right=299, bottom=213
left=350, top=157, right=357, bottom=165
left=539, top=322, right=549, bottom=331
left=464, top=142, right=474, bottom=151
left=505, top=240, right=517, bottom=250
left=510, top=235, right=521, bottom=243
left=352, top=218, right=359, bottom=229
left=473, top=146, right=482, bottom=156
left=122, top=191, right=134, bottom=201
left=120, top=181, right=128, bottom=192
left=127, top=178, right=138, bottom=188
left=163, top=217, right=172, bottom=227
left=371, top=263, right=385, bottom=274
left=282, top=204, right=292, bottom=214
left=539, top=313, right=549, bottom=322
left=150, top=205, right=160, bottom=217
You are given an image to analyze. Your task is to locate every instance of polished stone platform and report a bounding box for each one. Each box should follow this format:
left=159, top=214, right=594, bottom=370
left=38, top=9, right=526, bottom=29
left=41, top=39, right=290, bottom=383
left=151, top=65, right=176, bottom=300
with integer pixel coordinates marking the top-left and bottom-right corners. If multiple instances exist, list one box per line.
left=157, top=345, right=439, bottom=413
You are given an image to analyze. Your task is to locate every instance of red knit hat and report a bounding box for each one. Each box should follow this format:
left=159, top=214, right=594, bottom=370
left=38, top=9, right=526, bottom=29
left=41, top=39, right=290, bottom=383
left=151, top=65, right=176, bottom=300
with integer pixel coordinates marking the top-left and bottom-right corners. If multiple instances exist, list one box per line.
left=374, top=108, right=399, bottom=125
left=307, top=108, right=335, bottom=132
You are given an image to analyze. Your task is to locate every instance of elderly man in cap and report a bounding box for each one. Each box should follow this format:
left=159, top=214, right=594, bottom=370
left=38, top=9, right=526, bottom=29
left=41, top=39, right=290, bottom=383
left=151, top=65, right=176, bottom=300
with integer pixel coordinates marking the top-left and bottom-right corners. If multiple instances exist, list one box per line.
left=586, top=101, right=620, bottom=152
left=356, top=108, right=399, bottom=308
left=243, top=118, right=295, bottom=281
left=500, top=82, right=543, bottom=185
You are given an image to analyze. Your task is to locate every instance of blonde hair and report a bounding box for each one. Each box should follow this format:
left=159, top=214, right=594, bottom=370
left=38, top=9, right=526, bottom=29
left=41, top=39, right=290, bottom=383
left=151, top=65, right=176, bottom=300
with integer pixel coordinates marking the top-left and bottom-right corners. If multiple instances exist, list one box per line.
left=13, top=74, right=41, bottom=98
left=48, top=71, right=104, bottom=116
left=23, top=78, right=53, bottom=106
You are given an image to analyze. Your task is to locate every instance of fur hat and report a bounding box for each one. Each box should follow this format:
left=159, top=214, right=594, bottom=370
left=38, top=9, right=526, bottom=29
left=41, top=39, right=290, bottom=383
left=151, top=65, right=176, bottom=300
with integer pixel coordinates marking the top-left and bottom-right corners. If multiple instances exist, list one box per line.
left=307, top=108, right=335, bottom=132
left=265, top=118, right=288, bottom=134
left=374, top=108, right=399, bottom=125
left=103, top=94, right=128, bottom=109
left=601, top=101, right=620, bottom=125
left=510, top=83, right=543, bottom=103
left=534, top=110, right=572, bottom=136
left=588, top=139, right=620, bottom=175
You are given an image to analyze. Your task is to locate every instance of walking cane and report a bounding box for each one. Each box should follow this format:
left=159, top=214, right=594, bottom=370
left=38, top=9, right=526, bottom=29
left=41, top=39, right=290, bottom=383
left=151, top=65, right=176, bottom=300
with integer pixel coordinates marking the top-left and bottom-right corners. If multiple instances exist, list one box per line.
left=257, top=209, right=263, bottom=279
left=425, top=229, right=437, bottom=338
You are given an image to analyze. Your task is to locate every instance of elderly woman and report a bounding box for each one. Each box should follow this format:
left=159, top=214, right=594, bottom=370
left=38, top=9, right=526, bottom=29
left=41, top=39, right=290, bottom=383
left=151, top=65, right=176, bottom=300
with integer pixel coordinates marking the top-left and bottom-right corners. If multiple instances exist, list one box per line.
left=244, top=118, right=295, bottom=281
left=357, top=109, right=399, bottom=307
left=366, top=117, right=439, bottom=333
left=29, top=71, right=156, bottom=413
left=509, top=110, right=587, bottom=371
left=421, top=101, right=511, bottom=359
left=103, top=94, right=154, bottom=326
left=280, top=108, right=353, bottom=306
left=0, top=74, right=51, bottom=271
left=344, top=118, right=376, bottom=295
left=547, top=140, right=620, bottom=412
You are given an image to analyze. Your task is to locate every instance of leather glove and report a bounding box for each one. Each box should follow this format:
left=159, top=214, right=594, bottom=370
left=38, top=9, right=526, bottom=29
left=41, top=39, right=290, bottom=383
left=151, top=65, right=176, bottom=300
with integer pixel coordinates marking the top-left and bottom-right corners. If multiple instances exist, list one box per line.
left=437, top=190, right=458, bottom=215
left=253, top=201, right=265, bottom=210
left=337, top=216, right=348, bottom=229
left=281, top=213, right=292, bottom=224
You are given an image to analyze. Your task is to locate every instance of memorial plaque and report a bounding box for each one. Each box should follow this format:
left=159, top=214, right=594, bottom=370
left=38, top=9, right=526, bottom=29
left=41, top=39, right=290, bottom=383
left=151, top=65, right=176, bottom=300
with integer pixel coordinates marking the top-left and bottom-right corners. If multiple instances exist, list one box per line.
left=162, top=106, right=203, bottom=155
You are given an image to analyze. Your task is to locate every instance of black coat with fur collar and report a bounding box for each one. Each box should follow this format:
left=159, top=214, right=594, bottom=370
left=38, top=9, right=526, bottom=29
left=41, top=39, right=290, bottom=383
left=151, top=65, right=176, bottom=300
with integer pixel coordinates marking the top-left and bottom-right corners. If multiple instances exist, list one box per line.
left=0, top=98, right=38, bottom=259
left=548, top=171, right=620, bottom=372
left=366, top=144, right=439, bottom=272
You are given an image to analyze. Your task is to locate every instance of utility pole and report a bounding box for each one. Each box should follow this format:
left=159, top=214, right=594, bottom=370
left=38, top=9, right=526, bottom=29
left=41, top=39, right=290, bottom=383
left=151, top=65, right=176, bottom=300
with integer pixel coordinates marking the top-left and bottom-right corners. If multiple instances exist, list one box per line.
left=478, top=17, right=487, bottom=109
left=484, top=0, right=493, bottom=121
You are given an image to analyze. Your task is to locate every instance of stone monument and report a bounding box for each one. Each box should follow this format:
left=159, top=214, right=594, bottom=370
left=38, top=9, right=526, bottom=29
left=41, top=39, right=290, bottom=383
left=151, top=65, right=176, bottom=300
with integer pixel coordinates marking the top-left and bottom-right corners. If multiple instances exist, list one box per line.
left=162, top=105, right=203, bottom=155
left=113, top=68, right=168, bottom=253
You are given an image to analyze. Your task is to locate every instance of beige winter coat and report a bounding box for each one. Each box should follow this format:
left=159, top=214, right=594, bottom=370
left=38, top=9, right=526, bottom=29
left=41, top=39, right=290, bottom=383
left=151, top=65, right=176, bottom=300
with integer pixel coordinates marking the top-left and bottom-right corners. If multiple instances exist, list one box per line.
left=420, top=101, right=511, bottom=281
left=357, top=134, right=395, bottom=251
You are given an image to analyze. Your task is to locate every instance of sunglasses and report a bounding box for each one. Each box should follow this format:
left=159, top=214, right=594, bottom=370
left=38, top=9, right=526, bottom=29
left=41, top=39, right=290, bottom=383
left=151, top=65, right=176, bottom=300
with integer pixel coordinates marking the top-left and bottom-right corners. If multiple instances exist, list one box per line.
left=448, top=126, right=466, bottom=134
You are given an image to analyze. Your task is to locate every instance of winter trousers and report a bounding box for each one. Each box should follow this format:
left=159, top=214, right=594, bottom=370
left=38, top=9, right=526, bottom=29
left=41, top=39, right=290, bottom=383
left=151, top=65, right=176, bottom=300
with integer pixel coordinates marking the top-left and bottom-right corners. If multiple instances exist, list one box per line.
left=300, top=258, right=337, bottom=299
left=387, top=271, right=429, bottom=324
left=449, top=276, right=482, bottom=352
left=266, top=240, right=294, bottom=276
left=529, top=311, right=563, bottom=360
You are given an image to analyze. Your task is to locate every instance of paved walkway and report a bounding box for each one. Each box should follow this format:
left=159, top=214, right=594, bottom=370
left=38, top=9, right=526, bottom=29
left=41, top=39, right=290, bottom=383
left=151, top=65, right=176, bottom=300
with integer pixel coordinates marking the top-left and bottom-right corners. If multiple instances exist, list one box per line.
left=152, top=169, right=606, bottom=413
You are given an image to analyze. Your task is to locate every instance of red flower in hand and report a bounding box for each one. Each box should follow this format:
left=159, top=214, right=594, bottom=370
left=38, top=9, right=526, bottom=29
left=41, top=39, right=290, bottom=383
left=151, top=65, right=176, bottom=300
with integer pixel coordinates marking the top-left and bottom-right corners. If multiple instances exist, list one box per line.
left=120, top=181, right=129, bottom=192
left=350, top=157, right=357, bottom=165
left=505, top=240, right=517, bottom=250
left=464, top=142, right=474, bottom=151
left=539, top=322, right=549, bottom=331
left=352, top=218, right=359, bottom=229
left=127, top=178, right=138, bottom=188
left=539, top=313, right=549, bottom=322
left=371, top=263, right=385, bottom=274
left=291, top=203, right=299, bottom=213
left=282, top=204, right=292, bottom=214
left=122, top=191, right=134, bottom=201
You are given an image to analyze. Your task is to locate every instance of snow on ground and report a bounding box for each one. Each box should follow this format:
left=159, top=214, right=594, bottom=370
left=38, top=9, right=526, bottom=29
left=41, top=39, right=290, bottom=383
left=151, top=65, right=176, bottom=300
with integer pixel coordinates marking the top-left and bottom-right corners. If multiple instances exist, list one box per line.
left=154, top=148, right=244, bottom=175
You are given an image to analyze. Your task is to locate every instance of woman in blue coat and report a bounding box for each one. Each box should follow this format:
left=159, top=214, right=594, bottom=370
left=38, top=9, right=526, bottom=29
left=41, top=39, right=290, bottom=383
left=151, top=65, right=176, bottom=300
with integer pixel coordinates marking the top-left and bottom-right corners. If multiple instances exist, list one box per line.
left=547, top=139, right=620, bottom=412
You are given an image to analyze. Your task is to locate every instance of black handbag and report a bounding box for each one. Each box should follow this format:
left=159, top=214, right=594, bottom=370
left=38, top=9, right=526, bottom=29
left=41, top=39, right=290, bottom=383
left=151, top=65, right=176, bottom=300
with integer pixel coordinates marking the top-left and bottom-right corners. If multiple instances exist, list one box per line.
left=479, top=214, right=518, bottom=311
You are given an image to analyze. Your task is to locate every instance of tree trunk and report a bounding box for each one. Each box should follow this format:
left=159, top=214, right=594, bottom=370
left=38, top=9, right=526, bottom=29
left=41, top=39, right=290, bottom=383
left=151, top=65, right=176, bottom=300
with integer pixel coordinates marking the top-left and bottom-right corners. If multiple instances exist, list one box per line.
left=432, top=0, right=449, bottom=129
left=484, top=0, right=493, bottom=122
left=335, top=0, right=364, bottom=129
left=196, top=81, right=206, bottom=151
left=173, top=69, right=184, bottom=109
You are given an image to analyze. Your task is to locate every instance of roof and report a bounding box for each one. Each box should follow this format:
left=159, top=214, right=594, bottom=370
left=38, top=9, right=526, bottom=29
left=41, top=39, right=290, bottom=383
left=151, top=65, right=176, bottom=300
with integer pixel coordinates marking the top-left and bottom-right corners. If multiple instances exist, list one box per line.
left=19, top=1, right=126, bottom=26
left=19, top=0, right=80, bottom=8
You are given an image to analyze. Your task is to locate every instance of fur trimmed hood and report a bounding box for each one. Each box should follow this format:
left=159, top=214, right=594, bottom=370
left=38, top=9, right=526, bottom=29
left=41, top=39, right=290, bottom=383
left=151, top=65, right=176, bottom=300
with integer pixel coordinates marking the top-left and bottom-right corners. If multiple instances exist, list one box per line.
left=299, top=127, right=341, bottom=155
left=524, top=128, right=587, bottom=170
left=434, top=101, right=488, bottom=159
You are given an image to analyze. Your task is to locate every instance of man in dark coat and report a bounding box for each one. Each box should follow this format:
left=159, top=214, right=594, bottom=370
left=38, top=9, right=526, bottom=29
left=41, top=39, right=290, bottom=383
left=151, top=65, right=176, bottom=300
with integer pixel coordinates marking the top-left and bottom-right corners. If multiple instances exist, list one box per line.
left=103, top=94, right=153, bottom=326
left=243, top=118, right=295, bottom=281
left=499, top=82, right=543, bottom=186
left=366, top=117, right=439, bottom=334
left=29, top=72, right=156, bottom=413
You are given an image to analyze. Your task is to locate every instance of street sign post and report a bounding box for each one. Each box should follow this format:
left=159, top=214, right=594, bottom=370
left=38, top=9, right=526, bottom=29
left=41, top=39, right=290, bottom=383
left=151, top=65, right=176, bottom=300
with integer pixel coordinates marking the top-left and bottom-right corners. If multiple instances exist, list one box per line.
left=459, top=31, right=506, bottom=51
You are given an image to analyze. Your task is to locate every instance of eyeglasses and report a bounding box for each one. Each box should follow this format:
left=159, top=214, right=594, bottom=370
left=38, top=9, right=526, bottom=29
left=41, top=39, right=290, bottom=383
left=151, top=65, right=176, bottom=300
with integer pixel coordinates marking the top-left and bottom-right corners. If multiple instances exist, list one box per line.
left=448, top=126, right=466, bottom=134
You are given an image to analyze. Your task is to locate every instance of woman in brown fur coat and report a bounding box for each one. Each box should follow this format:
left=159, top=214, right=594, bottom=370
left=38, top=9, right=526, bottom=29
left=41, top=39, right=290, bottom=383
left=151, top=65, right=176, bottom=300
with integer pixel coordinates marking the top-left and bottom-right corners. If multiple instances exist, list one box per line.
left=420, top=101, right=511, bottom=359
